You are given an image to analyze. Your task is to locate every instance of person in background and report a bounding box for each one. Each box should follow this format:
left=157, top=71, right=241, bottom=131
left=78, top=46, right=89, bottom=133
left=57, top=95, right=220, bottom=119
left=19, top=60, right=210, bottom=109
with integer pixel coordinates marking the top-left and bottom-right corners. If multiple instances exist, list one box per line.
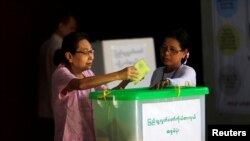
left=150, top=28, right=196, bottom=89
left=52, top=32, right=138, bottom=141
left=37, top=11, right=77, bottom=140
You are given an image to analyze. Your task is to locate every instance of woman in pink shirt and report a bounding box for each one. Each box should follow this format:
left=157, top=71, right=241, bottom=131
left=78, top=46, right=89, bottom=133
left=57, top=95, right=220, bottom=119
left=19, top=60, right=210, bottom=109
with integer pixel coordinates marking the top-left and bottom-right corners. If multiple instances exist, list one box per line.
left=51, top=32, right=138, bottom=141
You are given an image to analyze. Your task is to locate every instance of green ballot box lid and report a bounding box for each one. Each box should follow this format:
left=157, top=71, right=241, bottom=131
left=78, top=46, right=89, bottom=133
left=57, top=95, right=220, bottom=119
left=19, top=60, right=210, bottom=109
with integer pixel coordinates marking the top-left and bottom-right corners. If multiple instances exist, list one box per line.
left=89, top=86, right=209, bottom=101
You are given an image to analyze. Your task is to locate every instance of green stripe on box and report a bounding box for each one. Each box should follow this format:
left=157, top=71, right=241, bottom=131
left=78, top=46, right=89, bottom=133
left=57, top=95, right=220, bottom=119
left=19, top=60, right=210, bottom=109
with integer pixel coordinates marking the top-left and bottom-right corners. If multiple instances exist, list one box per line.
left=89, top=86, right=209, bottom=100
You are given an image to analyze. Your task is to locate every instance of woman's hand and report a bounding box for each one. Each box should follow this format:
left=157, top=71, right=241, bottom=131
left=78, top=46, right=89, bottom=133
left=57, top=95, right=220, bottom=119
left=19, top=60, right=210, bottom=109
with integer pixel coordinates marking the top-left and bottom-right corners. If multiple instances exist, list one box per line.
left=150, top=79, right=169, bottom=90
left=118, top=66, right=139, bottom=81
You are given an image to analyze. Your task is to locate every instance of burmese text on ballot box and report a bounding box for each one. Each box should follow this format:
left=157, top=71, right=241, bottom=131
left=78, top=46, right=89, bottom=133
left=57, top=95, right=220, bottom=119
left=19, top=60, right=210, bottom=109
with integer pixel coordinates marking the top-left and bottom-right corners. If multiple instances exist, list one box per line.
left=89, top=86, right=209, bottom=141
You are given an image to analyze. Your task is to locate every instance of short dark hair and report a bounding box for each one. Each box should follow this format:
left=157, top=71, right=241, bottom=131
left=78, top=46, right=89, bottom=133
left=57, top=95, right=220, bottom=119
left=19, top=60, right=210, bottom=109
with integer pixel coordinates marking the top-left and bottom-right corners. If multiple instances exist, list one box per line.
left=164, top=28, right=190, bottom=50
left=52, top=10, right=76, bottom=31
left=53, top=32, right=89, bottom=66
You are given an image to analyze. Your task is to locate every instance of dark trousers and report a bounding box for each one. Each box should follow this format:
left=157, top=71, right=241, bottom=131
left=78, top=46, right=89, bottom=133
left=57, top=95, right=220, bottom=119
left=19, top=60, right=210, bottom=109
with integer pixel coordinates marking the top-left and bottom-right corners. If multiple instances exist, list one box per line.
left=36, top=117, right=54, bottom=141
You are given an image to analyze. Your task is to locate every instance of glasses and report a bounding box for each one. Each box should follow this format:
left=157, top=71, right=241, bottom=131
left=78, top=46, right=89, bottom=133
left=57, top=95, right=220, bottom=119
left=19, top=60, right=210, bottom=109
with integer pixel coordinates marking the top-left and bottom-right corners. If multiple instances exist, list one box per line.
left=75, top=49, right=94, bottom=56
left=160, top=47, right=182, bottom=55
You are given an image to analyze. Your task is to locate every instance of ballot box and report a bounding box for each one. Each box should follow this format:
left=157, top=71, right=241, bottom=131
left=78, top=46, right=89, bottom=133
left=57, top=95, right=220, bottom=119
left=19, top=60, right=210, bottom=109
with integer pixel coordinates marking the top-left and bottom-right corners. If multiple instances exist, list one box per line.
left=89, top=86, right=209, bottom=141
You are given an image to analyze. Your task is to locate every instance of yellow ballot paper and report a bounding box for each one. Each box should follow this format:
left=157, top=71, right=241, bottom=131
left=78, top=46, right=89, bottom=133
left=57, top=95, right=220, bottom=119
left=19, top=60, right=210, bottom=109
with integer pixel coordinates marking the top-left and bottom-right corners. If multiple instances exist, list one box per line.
left=133, top=59, right=150, bottom=84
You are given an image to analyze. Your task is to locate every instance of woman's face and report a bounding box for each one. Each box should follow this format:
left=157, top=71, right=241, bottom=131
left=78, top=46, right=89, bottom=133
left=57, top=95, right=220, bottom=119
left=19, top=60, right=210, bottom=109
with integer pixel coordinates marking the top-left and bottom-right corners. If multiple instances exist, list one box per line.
left=160, top=37, right=187, bottom=67
left=70, top=39, right=94, bottom=72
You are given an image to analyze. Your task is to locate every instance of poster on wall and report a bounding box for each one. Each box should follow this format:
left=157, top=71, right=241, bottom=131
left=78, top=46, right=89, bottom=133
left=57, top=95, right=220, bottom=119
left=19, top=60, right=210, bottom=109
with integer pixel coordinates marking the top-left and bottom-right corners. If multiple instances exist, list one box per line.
left=92, top=38, right=156, bottom=88
left=212, top=0, right=250, bottom=114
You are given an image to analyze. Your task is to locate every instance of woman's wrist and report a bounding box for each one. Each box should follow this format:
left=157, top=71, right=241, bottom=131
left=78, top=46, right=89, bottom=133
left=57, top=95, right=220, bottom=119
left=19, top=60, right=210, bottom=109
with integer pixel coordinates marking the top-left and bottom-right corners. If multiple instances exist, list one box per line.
left=163, top=79, right=170, bottom=86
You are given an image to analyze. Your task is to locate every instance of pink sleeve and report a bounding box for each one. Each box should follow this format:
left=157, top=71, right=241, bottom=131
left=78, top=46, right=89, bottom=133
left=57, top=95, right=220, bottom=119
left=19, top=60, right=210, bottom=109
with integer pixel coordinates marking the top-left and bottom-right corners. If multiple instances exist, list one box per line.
left=52, top=65, right=75, bottom=100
